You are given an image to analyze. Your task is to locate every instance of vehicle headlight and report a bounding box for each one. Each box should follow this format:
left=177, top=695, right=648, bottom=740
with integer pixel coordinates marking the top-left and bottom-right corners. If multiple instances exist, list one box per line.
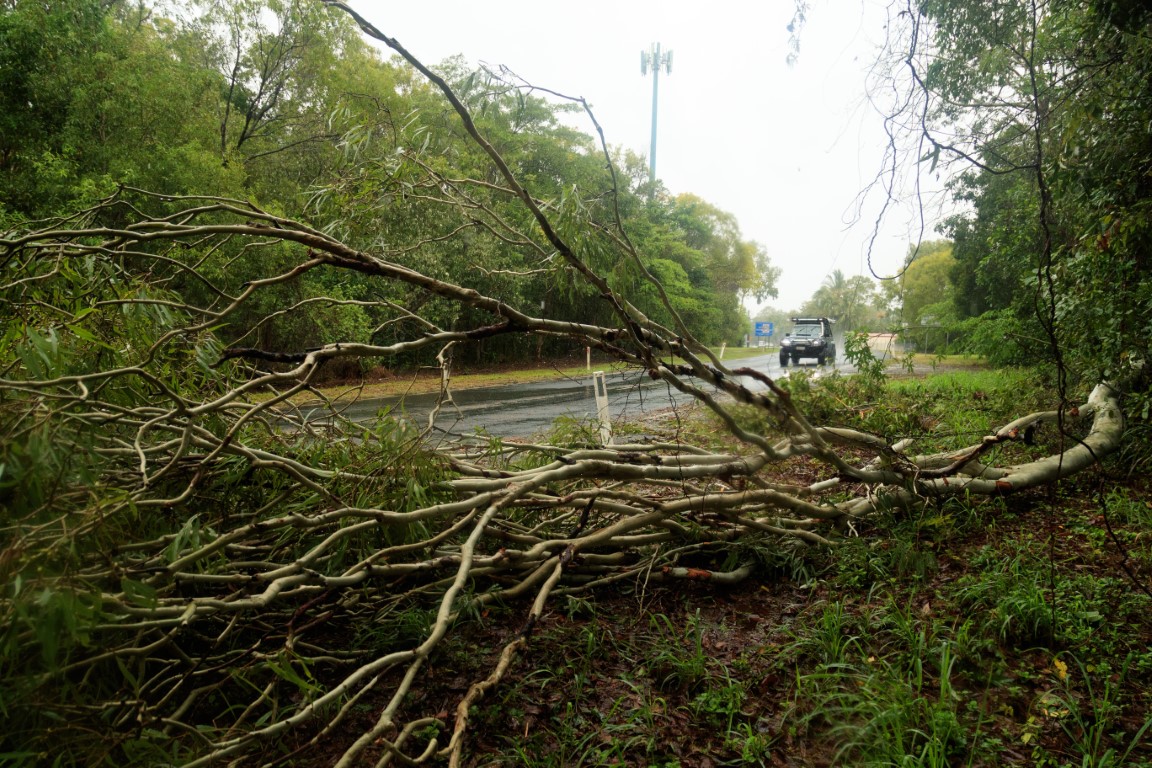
left=781, top=338, right=792, bottom=346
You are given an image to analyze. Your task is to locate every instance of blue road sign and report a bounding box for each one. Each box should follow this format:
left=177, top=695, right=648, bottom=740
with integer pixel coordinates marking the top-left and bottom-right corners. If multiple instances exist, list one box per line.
left=754, top=321, right=774, bottom=337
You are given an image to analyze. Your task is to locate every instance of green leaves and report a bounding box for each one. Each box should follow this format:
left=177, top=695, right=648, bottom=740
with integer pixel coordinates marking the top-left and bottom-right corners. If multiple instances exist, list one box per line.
left=906, top=0, right=1152, bottom=398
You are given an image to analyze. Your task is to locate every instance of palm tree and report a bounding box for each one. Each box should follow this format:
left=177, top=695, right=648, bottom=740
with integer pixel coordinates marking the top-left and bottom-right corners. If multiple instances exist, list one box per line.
left=802, top=269, right=878, bottom=331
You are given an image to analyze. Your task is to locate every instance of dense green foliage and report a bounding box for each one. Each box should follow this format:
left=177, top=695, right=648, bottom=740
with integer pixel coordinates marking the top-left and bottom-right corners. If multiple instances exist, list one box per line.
left=894, top=0, right=1152, bottom=394
left=0, top=0, right=776, bottom=362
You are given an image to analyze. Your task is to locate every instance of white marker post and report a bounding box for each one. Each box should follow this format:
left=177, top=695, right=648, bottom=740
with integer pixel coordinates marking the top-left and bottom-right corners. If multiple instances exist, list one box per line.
left=592, top=370, right=612, bottom=446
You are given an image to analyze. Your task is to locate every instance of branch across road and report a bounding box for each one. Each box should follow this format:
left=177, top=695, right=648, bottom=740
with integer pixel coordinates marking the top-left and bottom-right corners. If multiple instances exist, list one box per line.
left=309, top=352, right=848, bottom=437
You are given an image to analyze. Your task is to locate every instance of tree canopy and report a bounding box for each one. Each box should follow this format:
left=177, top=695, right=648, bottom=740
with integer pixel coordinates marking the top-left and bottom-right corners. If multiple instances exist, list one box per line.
left=882, top=0, right=1152, bottom=392
left=0, top=0, right=778, bottom=355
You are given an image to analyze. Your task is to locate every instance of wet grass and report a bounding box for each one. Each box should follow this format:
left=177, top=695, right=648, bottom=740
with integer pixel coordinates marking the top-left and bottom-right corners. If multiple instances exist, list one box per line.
left=273, top=345, right=775, bottom=404
left=275, top=348, right=989, bottom=405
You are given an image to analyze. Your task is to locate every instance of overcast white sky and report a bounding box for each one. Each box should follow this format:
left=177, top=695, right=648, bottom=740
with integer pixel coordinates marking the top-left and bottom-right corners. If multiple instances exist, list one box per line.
left=350, top=0, right=950, bottom=312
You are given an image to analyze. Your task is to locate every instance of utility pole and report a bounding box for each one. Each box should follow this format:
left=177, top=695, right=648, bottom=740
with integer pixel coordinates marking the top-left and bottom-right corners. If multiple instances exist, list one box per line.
left=640, top=42, right=672, bottom=199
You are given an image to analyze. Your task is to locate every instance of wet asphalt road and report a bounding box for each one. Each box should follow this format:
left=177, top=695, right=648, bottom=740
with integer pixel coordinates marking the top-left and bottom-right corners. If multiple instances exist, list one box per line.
left=308, top=351, right=849, bottom=439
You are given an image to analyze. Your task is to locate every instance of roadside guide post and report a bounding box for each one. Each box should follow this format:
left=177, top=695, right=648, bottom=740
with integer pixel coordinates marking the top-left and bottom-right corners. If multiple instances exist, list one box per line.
left=593, top=371, right=611, bottom=446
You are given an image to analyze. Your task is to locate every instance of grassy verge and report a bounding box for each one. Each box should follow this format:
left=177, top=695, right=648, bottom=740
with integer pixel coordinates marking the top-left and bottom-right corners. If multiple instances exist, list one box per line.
left=289, top=345, right=776, bottom=403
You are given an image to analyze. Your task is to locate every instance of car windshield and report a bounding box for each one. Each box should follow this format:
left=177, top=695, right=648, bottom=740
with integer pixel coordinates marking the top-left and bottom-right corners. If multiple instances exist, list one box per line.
left=791, top=325, right=822, bottom=339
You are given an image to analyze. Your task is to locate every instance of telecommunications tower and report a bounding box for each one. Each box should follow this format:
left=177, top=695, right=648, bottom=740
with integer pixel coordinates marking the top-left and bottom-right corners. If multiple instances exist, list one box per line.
left=640, top=42, right=672, bottom=198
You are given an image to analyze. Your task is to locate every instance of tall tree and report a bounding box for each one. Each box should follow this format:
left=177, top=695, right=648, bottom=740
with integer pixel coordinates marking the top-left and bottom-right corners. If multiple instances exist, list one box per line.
left=189, top=0, right=341, bottom=161
left=884, top=0, right=1152, bottom=386
left=893, top=239, right=956, bottom=326
left=0, top=0, right=115, bottom=214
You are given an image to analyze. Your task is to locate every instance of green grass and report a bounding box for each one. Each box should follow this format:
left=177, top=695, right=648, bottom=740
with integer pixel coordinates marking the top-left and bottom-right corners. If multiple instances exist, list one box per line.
left=283, top=344, right=765, bottom=404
